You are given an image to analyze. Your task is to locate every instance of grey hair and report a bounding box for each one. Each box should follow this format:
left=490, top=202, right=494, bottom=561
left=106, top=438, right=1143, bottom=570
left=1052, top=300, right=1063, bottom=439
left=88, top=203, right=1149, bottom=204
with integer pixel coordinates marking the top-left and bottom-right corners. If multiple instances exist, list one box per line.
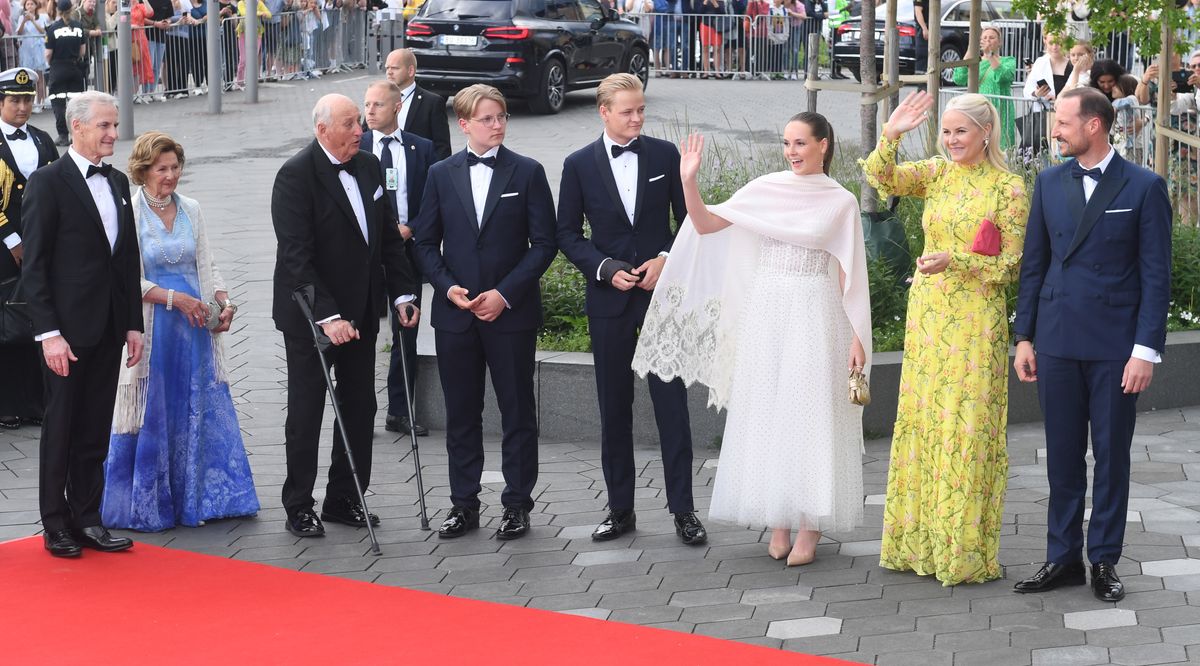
left=311, top=94, right=355, bottom=131
left=66, top=90, right=118, bottom=127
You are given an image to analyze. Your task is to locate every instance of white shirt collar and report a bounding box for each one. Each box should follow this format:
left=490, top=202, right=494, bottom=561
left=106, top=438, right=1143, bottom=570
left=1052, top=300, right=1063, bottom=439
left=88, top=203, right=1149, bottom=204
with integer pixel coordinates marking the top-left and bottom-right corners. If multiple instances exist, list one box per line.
left=373, top=128, right=400, bottom=144
left=0, top=119, right=27, bottom=137
left=67, top=146, right=104, bottom=178
left=467, top=145, right=500, bottom=160
left=318, top=142, right=351, bottom=166
left=400, top=82, right=417, bottom=100
left=1080, top=146, right=1116, bottom=172
left=602, top=132, right=639, bottom=158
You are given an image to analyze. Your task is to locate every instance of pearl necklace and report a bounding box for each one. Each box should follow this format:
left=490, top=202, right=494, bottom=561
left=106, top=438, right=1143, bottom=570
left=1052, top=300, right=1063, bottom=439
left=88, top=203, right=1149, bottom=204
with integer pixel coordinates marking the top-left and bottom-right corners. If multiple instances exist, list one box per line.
left=144, top=190, right=173, bottom=210
left=143, top=199, right=185, bottom=265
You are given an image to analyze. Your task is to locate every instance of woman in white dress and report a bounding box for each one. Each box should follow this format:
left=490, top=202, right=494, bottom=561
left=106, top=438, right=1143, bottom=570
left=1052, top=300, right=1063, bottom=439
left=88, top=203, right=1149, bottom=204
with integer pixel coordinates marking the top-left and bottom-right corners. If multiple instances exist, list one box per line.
left=633, top=112, right=871, bottom=566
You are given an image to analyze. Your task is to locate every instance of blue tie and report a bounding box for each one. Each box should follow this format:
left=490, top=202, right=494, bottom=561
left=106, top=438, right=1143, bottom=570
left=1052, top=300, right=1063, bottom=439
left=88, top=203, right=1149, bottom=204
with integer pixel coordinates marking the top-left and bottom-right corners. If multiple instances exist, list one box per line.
left=379, top=136, right=398, bottom=218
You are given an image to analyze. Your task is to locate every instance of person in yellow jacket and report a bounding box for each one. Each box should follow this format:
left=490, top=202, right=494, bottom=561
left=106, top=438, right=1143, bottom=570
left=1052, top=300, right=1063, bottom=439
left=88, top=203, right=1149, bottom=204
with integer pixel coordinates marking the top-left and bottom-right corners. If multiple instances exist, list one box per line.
left=235, top=0, right=272, bottom=88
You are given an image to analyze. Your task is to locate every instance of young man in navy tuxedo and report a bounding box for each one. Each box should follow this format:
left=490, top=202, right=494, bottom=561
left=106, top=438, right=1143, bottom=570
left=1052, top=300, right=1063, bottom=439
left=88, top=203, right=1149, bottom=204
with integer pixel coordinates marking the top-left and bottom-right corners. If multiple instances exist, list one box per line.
left=412, top=84, right=557, bottom=541
left=1012, top=87, right=1172, bottom=602
left=361, top=80, right=436, bottom=438
left=556, top=74, right=707, bottom=545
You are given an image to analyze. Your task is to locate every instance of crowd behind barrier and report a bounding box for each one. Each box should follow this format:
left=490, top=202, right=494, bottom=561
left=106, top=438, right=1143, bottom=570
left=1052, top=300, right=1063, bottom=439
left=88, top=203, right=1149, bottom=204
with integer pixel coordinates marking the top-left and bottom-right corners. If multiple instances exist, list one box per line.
left=632, top=12, right=822, bottom=79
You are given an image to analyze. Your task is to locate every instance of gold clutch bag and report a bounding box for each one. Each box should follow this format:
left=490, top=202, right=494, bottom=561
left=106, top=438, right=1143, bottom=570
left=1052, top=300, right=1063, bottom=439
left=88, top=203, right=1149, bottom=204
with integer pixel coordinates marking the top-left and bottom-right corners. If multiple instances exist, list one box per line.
left=849, top=368, right=871, bottom=406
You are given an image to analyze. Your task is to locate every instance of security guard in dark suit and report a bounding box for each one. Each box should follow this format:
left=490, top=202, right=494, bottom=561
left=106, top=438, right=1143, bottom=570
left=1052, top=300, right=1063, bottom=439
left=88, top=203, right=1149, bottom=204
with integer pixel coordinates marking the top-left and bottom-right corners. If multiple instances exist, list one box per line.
left=0, top=67, right=59, bottom=429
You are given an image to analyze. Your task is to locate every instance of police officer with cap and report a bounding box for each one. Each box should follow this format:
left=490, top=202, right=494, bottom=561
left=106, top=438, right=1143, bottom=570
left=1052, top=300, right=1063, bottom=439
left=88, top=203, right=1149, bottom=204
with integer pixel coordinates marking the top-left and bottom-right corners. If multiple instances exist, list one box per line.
left=45, top=0, right=87, bottom=147
left=0, top=66, right=59, bottom=429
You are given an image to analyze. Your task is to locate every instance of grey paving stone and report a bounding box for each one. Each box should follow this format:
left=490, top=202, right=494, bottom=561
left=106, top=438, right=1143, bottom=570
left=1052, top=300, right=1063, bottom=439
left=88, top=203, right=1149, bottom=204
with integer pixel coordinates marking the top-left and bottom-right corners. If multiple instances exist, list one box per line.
left=899, top=597, right=972, bottom=617
left=767, top=616, right=843, bottom=640
left=857, top=630, right=934, bottom=653
left=933, top=628, right=1012, bottom=651
left=658, top=572, right=732, bottom=593
left=740, top=585, right=814, bottom=605
left=728, top=569, right=804, bottom=590
left=881, top=581, right=955, bottom=601
left=970, top=594, right=1044, bottom=614
left=780, top=634, right=861, bottom=656
left=1136, top=605, right=1200, bottom=627
left=692, top=619, right=770, bottom=640
left=449, top=581, right=525, bottom=600
left=1030, top=646, right=1110, bottom=666
left=1160, top=623, right=1200, bottom=645
left=991, top=611, right=1067, bottom=632
left=517, top=577, right=592, bottom=597
left=571, top=549, right=643, bottom=566
left=678, top=603, right=755, bottom=624
left=812, top=583, right=884, bottom=602
left=670, top=588, right=744, bottom=608
left=586, top=575, right=661, bottom=594
left=875, top=651, right=954, bottom=666
left=953, top=647, right=1034, bottom=666
left=439, top=566, right=515, bottom=585
left=510, top=564, right=585, bottom=581
left=606, top=604, right=683, bottom=624
left=839, top=614, right=917, bottom=637
left=598, top=589, right=673, bottom=610
left=579, top=561, right=654, bottom=579
left=1108, top=642, right=1188, bottom=665
left=750, top=600, right=830, bottom=622
left=525, top=592, right=604, bottom=611
left=557, top=607, right=611, bottom=621
left=916, top=613, right=992, bottom=634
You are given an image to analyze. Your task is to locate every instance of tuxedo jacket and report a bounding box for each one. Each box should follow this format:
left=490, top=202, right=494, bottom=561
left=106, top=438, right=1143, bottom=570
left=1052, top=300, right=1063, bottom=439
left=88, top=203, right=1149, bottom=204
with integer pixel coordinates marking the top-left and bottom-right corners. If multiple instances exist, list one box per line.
left=556, top=134, right=687, bottom=318
left=271, top=139, right=417, bottom=339
left=1014, top=151, right=1172, bottom=360
left=403, top=86, right=452, bottom=162
left=20, top=155, right=143, bottom=346
left=0, top=124, right=58, bottom=281
left=412, top=145, right=557, bottom=334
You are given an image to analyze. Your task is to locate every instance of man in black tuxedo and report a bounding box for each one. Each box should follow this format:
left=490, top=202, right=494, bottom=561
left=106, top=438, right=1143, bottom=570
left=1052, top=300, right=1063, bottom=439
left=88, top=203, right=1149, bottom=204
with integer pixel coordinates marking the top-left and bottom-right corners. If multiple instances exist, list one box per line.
left=359, top=80, right=436, bottom=437
left=413, top=84, right=556, bottom=541
left=21, top=90, right=142, bottom=557
left=556, top=74, right=706, bottom=545
left=0, top=68, right=59, bottom=430
left=384, top=48, right=452, bottom=162
left=271, top=93, right=419, bottom=538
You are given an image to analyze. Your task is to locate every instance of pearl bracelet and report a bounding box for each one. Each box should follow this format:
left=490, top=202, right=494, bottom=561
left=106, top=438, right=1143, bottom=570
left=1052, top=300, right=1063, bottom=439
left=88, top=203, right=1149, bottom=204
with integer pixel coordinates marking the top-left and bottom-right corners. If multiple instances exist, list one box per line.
left=166, top=289, right=175, bottom=311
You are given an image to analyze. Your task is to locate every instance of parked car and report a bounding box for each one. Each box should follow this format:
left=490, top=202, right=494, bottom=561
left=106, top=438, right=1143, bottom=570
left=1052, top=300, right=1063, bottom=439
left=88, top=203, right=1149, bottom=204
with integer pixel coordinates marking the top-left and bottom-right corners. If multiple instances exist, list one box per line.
left=406, top=0, right=650, bottom=114
left=831, top=0, right=1021, bottom=87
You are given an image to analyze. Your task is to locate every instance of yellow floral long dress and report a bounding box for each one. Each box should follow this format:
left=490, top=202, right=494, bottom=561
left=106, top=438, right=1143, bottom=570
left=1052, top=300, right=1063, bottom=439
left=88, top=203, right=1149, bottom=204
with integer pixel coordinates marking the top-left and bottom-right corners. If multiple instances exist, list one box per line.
left=863, top=133, right=1029, bottom=586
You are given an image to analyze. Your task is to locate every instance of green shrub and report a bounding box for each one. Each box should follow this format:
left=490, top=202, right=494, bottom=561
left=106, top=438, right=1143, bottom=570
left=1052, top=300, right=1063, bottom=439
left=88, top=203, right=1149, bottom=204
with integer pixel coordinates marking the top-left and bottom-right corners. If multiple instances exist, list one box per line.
left=1169, top=223, right=1200, bottom=331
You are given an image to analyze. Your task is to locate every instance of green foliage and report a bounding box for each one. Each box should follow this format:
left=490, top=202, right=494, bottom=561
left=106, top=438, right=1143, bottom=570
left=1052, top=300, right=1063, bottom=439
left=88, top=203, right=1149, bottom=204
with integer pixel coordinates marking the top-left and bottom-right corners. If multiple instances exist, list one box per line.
left=867, top=257, right=909, bottom=352
left=538, top=253, right=591, bottom=352
left=1010, top=0, right=1196, bottom=57
left=1169, top=223, right=1200, bottom=331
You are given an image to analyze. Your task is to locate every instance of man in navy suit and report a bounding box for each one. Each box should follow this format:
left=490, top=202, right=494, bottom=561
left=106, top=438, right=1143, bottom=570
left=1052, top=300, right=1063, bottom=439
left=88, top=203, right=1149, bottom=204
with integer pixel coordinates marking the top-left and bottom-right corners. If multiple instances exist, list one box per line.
left=1012, top=86, right=1172, bottom=602
left=412, top=84, right=556, bottom=541
left=361, top=80, right=436, bottom=438
left=556, top=74, right=707, bottom=545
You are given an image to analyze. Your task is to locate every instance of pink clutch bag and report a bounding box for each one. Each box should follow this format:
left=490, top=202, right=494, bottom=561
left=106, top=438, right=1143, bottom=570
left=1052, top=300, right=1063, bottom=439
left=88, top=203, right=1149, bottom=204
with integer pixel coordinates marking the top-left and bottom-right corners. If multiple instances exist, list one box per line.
left=970, top=218, right=1001, bottom=256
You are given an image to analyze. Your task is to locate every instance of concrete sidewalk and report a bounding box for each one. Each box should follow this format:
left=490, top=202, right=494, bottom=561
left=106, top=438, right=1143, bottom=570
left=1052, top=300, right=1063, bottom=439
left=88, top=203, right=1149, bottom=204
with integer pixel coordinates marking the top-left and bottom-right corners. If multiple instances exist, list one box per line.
left=1, top=74, right=1199, bottom=665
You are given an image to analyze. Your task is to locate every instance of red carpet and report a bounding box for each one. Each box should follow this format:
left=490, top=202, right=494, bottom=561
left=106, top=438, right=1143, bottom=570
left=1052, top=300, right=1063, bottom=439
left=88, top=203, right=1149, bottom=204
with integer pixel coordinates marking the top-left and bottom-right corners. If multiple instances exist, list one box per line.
left=0, top=536, right=859, bottom=665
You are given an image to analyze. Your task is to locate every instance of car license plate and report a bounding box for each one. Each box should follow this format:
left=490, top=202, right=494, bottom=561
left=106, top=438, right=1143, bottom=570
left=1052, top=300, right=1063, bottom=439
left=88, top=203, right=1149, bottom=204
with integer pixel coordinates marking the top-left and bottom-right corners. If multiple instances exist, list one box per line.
left=846, top=30, right=859, bottom=40
left=441, top=35, right=479, bottom=47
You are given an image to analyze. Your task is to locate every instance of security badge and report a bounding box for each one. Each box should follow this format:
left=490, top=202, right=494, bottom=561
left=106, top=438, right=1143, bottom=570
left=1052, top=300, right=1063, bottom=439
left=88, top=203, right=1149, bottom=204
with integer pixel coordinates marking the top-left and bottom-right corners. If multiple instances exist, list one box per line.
left=385, top=168, right=399, bottom=191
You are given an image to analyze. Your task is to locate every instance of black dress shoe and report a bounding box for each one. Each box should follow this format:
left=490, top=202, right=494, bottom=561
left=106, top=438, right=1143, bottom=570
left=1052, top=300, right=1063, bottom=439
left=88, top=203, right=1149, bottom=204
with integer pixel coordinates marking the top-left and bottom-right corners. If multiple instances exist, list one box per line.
left=0, top=416, right=19, bottom=429
left=385, top=414, right=428, bottom=436
left=674, top=512, right=708, bottom=545
left=1013, top=561, right=1086, bottom=593
left=438, top=506, right=479, bottom=538
left=73, top=526, right=133, bottom=552
left=591, top=509, right=636, bottom=541
left=43, top=529, right=81, bottom=557
left=321, top=497, right=381, bottom=527
left=286, top=509, right=326, bottom=537
left=1092, top=562, right=1125, bottom=601
left=496, top=507, right=530, bottom=540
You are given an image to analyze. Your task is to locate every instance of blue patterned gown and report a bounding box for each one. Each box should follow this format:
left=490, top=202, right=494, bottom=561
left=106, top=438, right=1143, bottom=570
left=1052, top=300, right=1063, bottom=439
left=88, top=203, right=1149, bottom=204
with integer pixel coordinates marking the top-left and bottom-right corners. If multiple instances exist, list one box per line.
left=102, top=200, right=259, bottom=531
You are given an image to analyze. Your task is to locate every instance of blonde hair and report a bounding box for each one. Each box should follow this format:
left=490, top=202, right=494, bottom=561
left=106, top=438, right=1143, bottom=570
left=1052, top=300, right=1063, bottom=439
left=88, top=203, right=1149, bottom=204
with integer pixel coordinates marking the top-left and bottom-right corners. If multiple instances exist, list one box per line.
left=452, top=84, right=507, bottom=120
left=940, top=93, right=1009, bottom=173
left=981, top=25, right=1002, bottom=43
left=596, top=73, right=643, bottom=109
left=1071, top=40, right=1095, bottom=56
left=127, top=131, right=185, bottom=185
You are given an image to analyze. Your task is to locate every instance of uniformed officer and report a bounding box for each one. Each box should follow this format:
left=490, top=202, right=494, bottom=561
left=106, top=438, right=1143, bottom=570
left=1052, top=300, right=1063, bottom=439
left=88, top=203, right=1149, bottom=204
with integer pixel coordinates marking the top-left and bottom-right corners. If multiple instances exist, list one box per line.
left=0, top=66, right=59, bottom=429
left=45, top=0, right=88, bottom=146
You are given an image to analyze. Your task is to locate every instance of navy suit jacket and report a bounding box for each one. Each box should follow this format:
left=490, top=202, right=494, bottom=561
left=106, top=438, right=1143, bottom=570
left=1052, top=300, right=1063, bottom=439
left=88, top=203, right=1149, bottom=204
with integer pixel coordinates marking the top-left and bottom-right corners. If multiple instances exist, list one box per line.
left=412, top=145, right=557, bottom=334
left=556, top=134, right=687, bottom=318
left=358, top=129, right=435, bottom=226
left=1014, top=151, right=1172, bottom=360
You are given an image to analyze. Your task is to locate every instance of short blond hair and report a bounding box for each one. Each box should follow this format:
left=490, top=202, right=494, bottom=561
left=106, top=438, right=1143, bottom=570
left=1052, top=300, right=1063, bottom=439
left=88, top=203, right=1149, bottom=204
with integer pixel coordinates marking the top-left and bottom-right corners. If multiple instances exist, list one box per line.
left=596, top=73, right=642, bottom=109
left=128, top=131, right=185, bottom=186
left=452, top=84, right=507, bottom=120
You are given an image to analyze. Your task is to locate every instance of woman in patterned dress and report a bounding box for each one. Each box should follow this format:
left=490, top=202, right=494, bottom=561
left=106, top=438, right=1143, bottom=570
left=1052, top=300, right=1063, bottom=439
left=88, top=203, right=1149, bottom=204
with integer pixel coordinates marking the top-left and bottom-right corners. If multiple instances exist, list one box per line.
left=863, top=92, right=1030, bottom=585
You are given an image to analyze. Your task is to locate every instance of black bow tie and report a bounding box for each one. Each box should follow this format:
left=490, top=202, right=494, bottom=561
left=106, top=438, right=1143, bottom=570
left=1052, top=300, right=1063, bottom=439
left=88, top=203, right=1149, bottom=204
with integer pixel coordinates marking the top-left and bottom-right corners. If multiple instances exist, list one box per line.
left=611, top=139, right=641, bottom=158
left=86, top=163, right=112, bottom=178
left=466, top=153, right=496, bottom=168
left=334, top=159, right=357, bottom=175
left=1071, top=162, right=1102, bottom=181
left=5, top=128, right=26, bottom=141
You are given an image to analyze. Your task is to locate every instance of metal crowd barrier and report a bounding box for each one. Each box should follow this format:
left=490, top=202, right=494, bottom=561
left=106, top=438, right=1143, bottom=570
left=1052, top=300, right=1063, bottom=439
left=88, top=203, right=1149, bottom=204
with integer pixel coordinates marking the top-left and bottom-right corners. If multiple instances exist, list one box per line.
left=989, top=19, right=1138, bottom=86
left=640, top=12, right=821, bottom=79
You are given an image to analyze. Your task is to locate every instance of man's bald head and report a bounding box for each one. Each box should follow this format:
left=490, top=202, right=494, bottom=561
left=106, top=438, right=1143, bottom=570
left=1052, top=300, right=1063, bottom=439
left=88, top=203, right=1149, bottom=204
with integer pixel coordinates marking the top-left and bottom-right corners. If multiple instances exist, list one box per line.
left=385, top=49, right=418, bottom=88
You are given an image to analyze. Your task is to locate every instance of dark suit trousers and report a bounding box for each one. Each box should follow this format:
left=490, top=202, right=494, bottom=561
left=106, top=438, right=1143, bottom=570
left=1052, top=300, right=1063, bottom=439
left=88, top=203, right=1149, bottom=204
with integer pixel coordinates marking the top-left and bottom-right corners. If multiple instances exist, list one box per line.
left=435, top=325, right=538, bottom=512
left=1038, top=353, right=1138, bottom=566
left=590, top=292, right=694, bottom=514
left=281, top=330, right=377, bottom=516
left=386, top=311, right=419, bottom=417
left=38, top=325, right=122, bottom=532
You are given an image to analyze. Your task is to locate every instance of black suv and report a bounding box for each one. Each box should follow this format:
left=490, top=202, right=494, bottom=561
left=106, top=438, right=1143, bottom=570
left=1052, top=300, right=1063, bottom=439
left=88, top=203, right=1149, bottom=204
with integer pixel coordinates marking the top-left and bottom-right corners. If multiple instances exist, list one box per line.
left=831, top=0, right=1022, bottom=87
left=406, top=0, right=650, bottom=114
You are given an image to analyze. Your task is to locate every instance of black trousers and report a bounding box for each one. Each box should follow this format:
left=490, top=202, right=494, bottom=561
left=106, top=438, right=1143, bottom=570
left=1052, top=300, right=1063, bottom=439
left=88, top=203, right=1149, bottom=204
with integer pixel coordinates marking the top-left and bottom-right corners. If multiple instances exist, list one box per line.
left=386, top=309, right=418, bottom=418
left=164, top=35, right=190, bottom=91
left=281, top=327, right=378, bottom=517
left=38, top=325, right=122, bottom=532
left=590, top=291, right=694, bottom=514
left=48, top=62, right=85, bottom=139
left=435, top=324, right=538, bottom=512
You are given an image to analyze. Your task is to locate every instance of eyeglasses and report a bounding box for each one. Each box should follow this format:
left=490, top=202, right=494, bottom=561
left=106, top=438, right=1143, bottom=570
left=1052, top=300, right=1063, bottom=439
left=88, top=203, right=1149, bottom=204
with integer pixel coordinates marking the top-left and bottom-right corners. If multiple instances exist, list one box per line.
left=469, top=113, right=511, bottom=127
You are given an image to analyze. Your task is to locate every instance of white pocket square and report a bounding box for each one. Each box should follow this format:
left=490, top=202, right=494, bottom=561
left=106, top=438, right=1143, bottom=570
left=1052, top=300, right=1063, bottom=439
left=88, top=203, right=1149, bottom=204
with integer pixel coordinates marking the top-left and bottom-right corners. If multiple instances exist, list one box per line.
left=1105, top=208, right=1132, bottom=213
left=373, top=186, right=384, bottom=200
left=500, top=192, right=519, bottom=198
left=648, top=174, right=665, bottom=183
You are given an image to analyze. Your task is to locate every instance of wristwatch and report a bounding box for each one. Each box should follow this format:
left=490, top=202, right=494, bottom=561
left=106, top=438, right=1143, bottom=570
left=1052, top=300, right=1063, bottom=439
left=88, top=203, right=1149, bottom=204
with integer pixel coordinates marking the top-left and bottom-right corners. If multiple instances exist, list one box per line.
left=220, top=299, right=239, bottom=315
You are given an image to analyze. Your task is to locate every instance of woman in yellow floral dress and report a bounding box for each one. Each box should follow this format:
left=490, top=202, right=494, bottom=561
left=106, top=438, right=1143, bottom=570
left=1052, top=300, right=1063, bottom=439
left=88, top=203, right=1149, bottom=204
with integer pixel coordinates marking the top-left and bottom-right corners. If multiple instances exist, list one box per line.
left=863, top=92, right=1030, bottom=586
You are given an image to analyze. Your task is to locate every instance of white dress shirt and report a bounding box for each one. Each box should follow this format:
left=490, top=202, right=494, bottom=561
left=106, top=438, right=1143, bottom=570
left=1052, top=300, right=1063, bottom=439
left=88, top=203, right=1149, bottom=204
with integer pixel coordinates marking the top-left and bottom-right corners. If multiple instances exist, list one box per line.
left=0, top=119, right=37, bottom=250
left=396, top=81, right=417, bottom=131
left=1077, top=146, right=1161, bottom=364
left=594, top=133, right=640, bottom=280
left=371, top=129, right=408, bottom=225
left=467, top=144, right=499, bottom=228
left=35, top=148, right=121, bottom=341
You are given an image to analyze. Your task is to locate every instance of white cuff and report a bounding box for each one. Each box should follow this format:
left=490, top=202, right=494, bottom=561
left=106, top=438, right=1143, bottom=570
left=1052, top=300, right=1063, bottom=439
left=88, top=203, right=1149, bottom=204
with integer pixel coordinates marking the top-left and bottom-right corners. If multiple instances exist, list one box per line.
left=1131, top=344, right=1162, bottom=364
left=3, top=233, right=20, bottom=249
left=595, top=258, right=612, bottom=282
left=393, top=295, right=415, bottom=306
left=497, top=290, right=511, bottom=309
left=657, top=251, right=669, bottom=258
left=315, top=314, right=341, bottom=325
left=35, top=330, right=62, bottom=342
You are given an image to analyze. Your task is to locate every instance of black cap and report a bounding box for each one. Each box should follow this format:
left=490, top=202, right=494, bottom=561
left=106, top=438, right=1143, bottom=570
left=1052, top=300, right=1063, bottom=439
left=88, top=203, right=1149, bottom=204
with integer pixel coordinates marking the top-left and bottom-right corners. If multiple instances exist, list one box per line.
left=56, top=0, right=72, bottom=11
left=0, top=68, right=38, bottom=96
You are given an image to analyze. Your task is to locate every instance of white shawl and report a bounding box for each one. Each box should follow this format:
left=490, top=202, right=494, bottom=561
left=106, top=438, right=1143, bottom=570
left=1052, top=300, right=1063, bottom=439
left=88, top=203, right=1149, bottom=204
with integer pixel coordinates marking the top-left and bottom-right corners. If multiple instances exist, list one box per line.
left=112, top=189, right=230, bottom=434
left=632, top=171, right=872, bottom=410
